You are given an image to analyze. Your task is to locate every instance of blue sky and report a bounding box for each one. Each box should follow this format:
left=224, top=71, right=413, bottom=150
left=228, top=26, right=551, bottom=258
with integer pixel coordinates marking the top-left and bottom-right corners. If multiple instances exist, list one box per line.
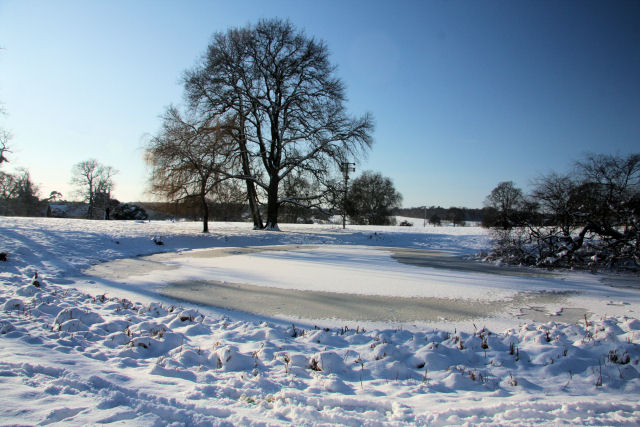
left=1, top=0, right=638, bottom=208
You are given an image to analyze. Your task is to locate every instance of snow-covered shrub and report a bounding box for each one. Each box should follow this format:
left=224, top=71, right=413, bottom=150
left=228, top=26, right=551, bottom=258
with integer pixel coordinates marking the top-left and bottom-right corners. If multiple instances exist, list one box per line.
left=214, top=346, right=255, bottom=371
left=3, top=298, right=25, bottom=312
left=0, top=320, right=16, bottom=334
left=53, top=307, right=104, bottom=328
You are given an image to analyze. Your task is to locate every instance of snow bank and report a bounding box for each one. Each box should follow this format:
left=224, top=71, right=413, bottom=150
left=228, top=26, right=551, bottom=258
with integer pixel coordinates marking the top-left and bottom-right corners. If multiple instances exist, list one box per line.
left=1, top=217, right=639, bottom=424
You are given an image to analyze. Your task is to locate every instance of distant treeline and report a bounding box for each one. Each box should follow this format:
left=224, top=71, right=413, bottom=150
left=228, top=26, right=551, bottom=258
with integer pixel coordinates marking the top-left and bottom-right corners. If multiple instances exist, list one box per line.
left=393, top=206, right=488, bottom=224
left=140, top=199, right=333, bottom=224
left=140, top=201, right=245, bottom=222
left=139, top=203, right=490, bottom=225
left=1, top=187, right=488, bottom=226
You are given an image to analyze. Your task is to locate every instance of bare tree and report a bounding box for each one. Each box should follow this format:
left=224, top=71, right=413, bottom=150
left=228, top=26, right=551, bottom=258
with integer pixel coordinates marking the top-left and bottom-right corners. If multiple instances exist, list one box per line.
left=428, top=214, right=442, bottom=226
left=448, top=207, right=466, bottom=227
left=0, top=129, right=10, bottom=165
left=486, top=153, right=640, bottom=270
left=145, top=106, right=236, bottom=232
left=0, top=169, right=18, bottom=197
left=1, top=101, right=10, bottom=165
left=0, top=168, right=42, bottom=216
left=71, top=159, right=118, bottom=219
left=185, top=19, right=374, bottom=230
left=0, top=102, right=16, bottom=214
left=484, top=181, right=524, bottom=229
left=14, top=169, right=40, bottom=215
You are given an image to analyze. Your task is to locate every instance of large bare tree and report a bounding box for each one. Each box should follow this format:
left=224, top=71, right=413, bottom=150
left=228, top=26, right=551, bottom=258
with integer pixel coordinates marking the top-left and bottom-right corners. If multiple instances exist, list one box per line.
left=185, top=19, right=374, bottom=229
left=71, top=159, right=117, bottom=219
left=145, top=106, right=236, bottom=232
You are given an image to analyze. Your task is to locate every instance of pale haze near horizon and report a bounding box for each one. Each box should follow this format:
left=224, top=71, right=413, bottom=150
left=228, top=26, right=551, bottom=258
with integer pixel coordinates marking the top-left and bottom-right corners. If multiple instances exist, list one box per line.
left=0, top=1, right=638, bottom=209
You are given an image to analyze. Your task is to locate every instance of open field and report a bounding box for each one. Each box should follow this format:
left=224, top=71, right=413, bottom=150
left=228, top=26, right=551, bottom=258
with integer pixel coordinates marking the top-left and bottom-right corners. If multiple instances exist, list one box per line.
left=1, top=217, right=640, bottom=425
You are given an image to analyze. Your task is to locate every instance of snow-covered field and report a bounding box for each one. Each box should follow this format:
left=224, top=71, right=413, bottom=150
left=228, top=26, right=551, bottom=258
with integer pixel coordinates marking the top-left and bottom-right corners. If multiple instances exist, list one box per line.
left=1, top=217, right=640, bottom=425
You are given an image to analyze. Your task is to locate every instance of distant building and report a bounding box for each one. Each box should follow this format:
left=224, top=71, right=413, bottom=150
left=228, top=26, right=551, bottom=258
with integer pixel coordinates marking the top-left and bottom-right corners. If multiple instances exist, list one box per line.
left=46, top=204, right=69, bottom=218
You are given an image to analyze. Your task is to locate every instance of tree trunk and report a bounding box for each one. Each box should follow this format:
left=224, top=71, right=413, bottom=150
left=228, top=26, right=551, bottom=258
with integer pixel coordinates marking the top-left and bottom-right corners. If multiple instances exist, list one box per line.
left=238, top=128, right=263, bottom=229
left=88, top=183, right=94, bottom=219
left=237, top=104, right=263, bottom=229
left=245, top=179, right=263, bottom=229
left=200, top=191, right=209, bottom=233
left=265, top=176, right=280, bottom=230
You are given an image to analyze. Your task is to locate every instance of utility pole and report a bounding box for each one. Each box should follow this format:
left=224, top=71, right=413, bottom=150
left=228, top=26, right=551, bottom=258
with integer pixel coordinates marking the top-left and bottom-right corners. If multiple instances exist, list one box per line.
left=340, top=162, right=355, bottom=229
left=424, top=205, right=427, bottom=227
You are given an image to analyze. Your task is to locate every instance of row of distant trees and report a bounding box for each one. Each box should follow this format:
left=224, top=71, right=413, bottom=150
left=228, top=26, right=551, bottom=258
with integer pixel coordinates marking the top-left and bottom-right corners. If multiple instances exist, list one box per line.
left=483, top=153, right=640, bottom=270
left=394, top=206, right=487, bottom=227
left=142, top=170, right=403, bottom=226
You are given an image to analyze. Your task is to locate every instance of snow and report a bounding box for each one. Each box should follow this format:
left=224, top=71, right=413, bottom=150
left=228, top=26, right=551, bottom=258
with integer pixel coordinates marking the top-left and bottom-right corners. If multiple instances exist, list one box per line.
left=1, top=216, right=640, bottom=425
left=92, top=245, right=533, bottom=300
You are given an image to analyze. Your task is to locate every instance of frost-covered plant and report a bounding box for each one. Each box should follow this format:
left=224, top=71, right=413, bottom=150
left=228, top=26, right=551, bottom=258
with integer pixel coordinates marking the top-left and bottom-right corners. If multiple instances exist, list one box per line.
left=308, top=357, right=321, bottom=371
left=283, top=354, right=290, bottom=374
left=608, top=349, right=631, bottom=365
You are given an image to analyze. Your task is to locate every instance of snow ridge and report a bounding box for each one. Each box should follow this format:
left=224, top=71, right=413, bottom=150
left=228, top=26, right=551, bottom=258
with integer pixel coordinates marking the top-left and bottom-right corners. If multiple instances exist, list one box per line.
left=1, top=270, right=640, bottom=425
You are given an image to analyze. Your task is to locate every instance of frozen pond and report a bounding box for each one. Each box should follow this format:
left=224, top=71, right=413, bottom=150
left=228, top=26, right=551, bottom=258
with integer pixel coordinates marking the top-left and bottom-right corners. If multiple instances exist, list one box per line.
left=82, top=245, right=614, bottom=324
left=159, top=279, right=577, bottom=322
